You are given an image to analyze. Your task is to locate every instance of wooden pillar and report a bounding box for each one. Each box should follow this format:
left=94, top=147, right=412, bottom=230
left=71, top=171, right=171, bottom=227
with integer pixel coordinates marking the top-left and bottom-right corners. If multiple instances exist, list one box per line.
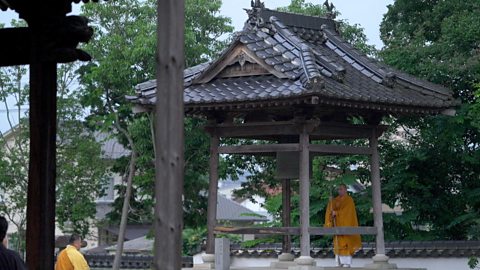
left=26, top=56, right=57, bottom=270
left=281, top=179, right=291, bottom=254
left=370, top=129, right=386, bottom=255
left=298, top=128, right=313, bottom=263
left=206, top=134, right=219, bottom=255
left=153, top=0, right=185, bottom=269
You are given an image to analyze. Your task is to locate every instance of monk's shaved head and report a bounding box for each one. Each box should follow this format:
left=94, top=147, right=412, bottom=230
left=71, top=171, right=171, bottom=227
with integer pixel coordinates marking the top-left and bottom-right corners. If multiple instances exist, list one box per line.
left=337, top=184, right=347, bottom=196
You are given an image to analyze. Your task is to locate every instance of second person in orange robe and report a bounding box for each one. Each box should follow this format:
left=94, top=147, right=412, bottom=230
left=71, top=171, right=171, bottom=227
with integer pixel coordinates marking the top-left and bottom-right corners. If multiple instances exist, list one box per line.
left=324, top=184, right=362, bottom=267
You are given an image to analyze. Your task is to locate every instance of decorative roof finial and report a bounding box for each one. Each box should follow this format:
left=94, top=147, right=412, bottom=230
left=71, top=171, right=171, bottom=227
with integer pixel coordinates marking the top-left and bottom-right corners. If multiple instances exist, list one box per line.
left=323, top=0, right=336, bottom=19
left=251, top=0, right=265, bottom=9
left=245, top=0, right=268, bottom=30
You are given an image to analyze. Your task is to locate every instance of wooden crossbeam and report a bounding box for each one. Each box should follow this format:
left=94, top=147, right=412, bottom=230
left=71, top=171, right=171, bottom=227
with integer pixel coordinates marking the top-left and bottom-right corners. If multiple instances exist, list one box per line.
left=309, top=226, right=377, bottom=235
left=217, top=143, right=371, bottom=156
left=215, top=226, right=300, bottom=235
left=206, top=121, right=387, bottom=140
left=214, top=226, right=377, bottom=236
left=218, top=143, right=300, bottom=154
left=0, top=28, right=31, bottom=66
left=309, top=144, right=372, bottom=155
left=206, top=121, right=310, bottom=138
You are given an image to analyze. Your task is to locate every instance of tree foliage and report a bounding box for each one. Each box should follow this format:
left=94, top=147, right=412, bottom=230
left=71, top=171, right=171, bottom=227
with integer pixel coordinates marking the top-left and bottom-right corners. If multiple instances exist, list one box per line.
left=0, top=60, right=108, bottom=256
left=78, top=0, right=233, bottom=228
left=379, top=0, right=480, bottom=240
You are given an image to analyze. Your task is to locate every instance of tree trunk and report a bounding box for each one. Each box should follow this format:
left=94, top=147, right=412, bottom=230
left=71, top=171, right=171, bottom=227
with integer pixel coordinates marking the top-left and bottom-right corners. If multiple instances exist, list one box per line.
left=110, top=109, right=138, bottom=270
left=112, top=150, right=137, bottom=270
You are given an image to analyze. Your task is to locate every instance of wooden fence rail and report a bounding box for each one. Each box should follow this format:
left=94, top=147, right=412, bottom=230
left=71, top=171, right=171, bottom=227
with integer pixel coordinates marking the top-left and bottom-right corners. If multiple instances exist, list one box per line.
left=215, top=226, right=377, bottom=236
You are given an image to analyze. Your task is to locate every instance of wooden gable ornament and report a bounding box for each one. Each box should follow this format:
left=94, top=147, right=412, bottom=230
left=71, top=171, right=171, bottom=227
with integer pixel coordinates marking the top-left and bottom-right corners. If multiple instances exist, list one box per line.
left=193, top=42, right=288, bottom=84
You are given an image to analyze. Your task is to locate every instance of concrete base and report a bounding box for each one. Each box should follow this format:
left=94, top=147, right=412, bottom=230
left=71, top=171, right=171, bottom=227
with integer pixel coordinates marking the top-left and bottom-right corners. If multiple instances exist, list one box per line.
left=194, top=254, right=215, bottom=269
left=363, top=255, right=398, bottom=270
left=287, top=256, right=317, bottom=270
left=283, top=267, right=421, bottom=270
left=189, top=266, right=425, bottom=270
left=194, top=264, right=215, bottom=270
left=270, top=253, right=296, bottom=269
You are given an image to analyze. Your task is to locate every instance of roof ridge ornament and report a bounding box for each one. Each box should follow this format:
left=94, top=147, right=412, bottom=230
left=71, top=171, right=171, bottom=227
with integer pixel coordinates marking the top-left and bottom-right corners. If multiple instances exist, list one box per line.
left=323, top=0, right=337, bottom=19
left=245, top=0, right=269, bottom=31
left=383, top=72, right=397, bottom=88
left=251, top=0, right=265, bottom=9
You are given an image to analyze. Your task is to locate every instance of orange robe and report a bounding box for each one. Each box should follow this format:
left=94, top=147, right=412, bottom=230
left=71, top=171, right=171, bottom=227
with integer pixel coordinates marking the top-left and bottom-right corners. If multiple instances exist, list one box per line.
left=55, top=245, right=90, bottom=270
left=324, top=194, right=362, bottom=256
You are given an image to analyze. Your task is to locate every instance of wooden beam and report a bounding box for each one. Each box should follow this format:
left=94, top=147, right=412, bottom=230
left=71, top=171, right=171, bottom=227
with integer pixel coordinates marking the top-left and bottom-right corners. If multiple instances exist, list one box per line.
left=0, top=28, right=31, bottom=66
left=309, top=226, right=377, bottom=235
left=153, top=0, right=185, bottom=269
left=282, top=179, right=292, bottom=253
left=215, top=226, right=300, bottom=235
left=25, top=22, right=57, bottom=270
left=299, top=129, right=311, bottom=258
left=309, top=144, right=372, bottom=155
left=310, top=124, right=373, bottom=139
left=26, top=53, right=57, bottom=270
left=205, top=121, right=388, bottom=140
left=206, top=135, right=219, bottom=255
left=208, top=124, right=298, bottom=138
left=370, top=130, right=386, bottom=256
left=205, top=120, right=318, bottom=138
left=218, top=143, right=371, bottom=156
left=218, top=143, right=299, bottom=154
left=214, top=226, right=377, bottom=236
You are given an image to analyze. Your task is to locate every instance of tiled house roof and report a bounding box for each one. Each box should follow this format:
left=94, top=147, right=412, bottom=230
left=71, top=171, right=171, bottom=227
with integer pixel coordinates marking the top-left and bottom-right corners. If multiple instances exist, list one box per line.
left=128, top=5, right=459, bottom=115
left=231, top=241, right=480, bottom=258
left=217, top=195, right=268, bottom=222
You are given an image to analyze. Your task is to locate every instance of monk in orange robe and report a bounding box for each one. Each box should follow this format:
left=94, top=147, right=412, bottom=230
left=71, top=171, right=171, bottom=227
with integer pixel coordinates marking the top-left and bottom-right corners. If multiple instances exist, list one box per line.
left=324, top=184, right=361, bottom=267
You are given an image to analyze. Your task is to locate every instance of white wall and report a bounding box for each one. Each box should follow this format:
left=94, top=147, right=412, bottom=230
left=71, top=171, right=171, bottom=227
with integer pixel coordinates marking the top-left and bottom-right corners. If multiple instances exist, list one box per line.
left=194, top=253, right=472, bottom=270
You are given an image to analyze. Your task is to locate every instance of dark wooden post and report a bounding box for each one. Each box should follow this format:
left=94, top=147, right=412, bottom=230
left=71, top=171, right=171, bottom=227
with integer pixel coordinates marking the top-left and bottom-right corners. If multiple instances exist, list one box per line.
left=206, top=134, right=219, bottom=255
left=153, top=0, right=185, bottom=269
left=26, top=44, right=57, bottom=270
left=281, top=178, right=291, bottom=254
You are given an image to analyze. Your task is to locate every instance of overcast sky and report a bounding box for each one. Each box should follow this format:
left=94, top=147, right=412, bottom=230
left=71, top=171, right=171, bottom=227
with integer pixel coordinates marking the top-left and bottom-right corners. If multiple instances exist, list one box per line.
left=0, top=0, right=393, bottom=132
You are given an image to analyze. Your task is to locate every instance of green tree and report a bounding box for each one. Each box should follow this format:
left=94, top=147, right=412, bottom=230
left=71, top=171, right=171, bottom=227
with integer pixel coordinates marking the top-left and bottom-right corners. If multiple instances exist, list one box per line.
left=55, top=63, right=109, bottom=237
left=0, top=61, right=108, bottom=255
left=0, top=63, right=29, bottom=255
left=379, top=0, right=480, bottom=240
left=78, top=0, right=232, bottom=228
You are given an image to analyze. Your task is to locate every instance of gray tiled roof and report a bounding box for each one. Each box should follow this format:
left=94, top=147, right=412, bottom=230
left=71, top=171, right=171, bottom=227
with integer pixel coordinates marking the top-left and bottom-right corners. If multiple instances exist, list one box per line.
left=104, top=236, right=153, bottom=253
left=217, top=195, right=267, bottom=222
left=128, top=7, right=459, bottom=114
left=230, top=241, right=480, bottom=258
